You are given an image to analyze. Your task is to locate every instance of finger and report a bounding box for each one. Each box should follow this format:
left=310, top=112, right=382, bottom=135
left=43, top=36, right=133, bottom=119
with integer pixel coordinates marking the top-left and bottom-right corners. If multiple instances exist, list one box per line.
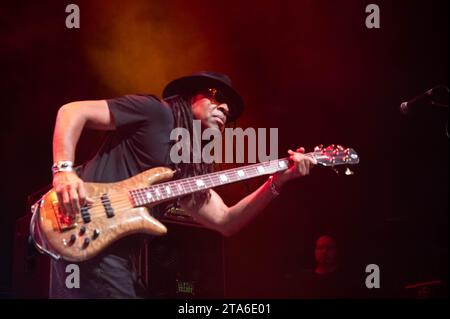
left=302, top=162, right=308, bottom=175
left=288, top=149, right=294, bottom=155
left=77, top=183, right=87, bottom=206
left=309, top=157, right=317, bottom=167
left=302, top=160, right=308, bottom=174
left=297, top=161, right=306, bottom=175
left=304, top=160, right=311, bottom=175
left=55, top=187, right=65, bottom=213
left=296, top=147, right=305, bottom=154
left=62, top=190, right=72, bottom=216
left=69, top=187, right=80, bottom=214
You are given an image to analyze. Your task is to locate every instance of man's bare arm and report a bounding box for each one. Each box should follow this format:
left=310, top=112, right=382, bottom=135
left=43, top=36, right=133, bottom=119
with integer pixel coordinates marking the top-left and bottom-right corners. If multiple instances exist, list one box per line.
left=181, top=148, right=316, bottom=236
left=52, top=100, right=114, bottom=215
left=53, top=100, right=114, bottom=162
left=182, top=180, right=279, bottom=236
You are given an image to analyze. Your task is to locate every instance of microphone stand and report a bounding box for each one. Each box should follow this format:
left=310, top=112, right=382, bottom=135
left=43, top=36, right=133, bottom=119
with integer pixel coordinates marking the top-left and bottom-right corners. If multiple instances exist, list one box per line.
left=401, top=85, right=449, bottom=138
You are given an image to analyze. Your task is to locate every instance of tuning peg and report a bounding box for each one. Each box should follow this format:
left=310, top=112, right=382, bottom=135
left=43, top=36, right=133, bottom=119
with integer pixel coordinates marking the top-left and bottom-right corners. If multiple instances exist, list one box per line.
left=337, top=145, right=344, bottom=151
left=326, top=144, right=335, bottom=151
left=314, top=145, right=323, bottom=151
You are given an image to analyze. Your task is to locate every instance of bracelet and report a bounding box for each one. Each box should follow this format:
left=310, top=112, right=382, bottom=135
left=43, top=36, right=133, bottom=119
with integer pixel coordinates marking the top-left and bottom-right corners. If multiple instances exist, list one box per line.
left=52, top=161, right=74, bottom=175
left=268, top=175, right=281, bottom=197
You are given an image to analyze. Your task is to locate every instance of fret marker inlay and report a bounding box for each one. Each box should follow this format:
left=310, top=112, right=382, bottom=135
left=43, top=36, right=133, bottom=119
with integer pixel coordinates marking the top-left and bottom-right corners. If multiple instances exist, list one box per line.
left=196, top=179, right=205, bottom=187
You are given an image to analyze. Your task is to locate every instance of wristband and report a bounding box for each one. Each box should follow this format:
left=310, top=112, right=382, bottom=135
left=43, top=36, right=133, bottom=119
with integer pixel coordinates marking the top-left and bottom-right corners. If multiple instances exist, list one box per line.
left=268, top=175, right=281, bottom=197
left=52, top=161, right=73, bottom=175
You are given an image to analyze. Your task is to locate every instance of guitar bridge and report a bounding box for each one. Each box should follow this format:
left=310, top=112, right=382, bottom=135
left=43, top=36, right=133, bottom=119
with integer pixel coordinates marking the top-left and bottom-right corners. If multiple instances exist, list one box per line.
left=52, top=201, right=77, bottom=231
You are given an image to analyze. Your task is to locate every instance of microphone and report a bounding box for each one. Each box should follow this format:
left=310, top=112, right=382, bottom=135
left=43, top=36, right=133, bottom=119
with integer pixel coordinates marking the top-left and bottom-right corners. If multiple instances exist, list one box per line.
left=400, top=86, right=449, bottom=114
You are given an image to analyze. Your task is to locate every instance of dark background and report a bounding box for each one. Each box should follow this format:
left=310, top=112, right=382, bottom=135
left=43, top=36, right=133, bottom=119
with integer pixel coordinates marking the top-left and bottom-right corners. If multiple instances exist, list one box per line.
left=1, top=0, right=448, bottom=298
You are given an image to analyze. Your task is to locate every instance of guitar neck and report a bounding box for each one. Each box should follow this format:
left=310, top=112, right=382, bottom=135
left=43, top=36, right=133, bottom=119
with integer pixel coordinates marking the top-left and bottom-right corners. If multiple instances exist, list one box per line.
left=129, top=157, right=292, bottom=207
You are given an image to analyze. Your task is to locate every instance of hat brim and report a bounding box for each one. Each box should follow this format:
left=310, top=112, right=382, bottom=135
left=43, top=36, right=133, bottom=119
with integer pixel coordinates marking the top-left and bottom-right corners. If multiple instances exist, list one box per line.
left=162, top=75, right=244, bottom=123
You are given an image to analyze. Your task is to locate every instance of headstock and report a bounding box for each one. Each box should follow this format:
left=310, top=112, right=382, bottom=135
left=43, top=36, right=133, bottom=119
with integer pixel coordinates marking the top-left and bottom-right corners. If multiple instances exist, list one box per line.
left=310, top=144, right=360, bottom=175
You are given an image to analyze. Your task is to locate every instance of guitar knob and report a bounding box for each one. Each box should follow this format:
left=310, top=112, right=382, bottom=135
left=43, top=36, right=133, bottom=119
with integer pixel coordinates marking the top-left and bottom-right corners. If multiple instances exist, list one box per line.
left=68, top=234, right=77, bottom=245
left=92, top=229, right=100, bottom=240
left=82, top=237, right=90, bottom=248
left=79, top=226, right=86, bottom=235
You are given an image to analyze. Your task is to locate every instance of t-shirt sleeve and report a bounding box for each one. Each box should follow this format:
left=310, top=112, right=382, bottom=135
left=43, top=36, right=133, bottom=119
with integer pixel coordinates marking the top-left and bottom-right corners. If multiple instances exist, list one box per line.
left=106, top=94, right=166, bottom=129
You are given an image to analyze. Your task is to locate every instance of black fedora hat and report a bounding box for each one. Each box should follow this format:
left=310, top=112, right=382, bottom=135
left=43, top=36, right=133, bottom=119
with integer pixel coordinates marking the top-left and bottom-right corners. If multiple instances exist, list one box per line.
left=162, top=71, right=244, bottom=123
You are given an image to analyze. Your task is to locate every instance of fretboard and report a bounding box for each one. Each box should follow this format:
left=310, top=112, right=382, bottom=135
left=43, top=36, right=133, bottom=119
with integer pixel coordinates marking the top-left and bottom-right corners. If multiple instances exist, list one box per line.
left=129, top=157, right=291, bottom=207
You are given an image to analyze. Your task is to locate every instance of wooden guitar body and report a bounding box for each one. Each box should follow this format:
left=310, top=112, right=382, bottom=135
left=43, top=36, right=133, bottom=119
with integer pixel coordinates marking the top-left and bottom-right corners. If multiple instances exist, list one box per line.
left=38, top=167, right=173, bottom=262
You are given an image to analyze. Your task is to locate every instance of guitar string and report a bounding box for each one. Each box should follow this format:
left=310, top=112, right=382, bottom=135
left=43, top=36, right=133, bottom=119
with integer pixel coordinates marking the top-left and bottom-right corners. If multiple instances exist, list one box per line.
left=61, top=158, right=291, bottom=215
left=68, top=163, right=286, bottom=220
left=58, top=151, right=339, bottom=214
left=56, top=153, right=350, bottom=222
left=64, top=156, right=352, bottom=222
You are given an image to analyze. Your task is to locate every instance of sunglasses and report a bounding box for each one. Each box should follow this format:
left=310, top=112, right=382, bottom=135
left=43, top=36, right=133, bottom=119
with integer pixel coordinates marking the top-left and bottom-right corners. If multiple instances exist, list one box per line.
left=201, top=88, right=228, bottom=106
left=197, top=88, right=233, bottom=121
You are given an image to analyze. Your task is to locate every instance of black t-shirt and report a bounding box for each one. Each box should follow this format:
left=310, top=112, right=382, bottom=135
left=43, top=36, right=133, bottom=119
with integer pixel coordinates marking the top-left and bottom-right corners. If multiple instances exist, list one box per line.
left=80, top=94, right=174, bottom=182
left=50, top=95, right=176, bottom=299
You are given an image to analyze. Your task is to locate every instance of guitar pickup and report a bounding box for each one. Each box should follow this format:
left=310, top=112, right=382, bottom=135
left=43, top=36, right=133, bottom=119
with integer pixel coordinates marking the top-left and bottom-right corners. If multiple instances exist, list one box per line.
left=80, top=205, right=91, bottom=223
left=101, top=194, right=115, bottom=218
